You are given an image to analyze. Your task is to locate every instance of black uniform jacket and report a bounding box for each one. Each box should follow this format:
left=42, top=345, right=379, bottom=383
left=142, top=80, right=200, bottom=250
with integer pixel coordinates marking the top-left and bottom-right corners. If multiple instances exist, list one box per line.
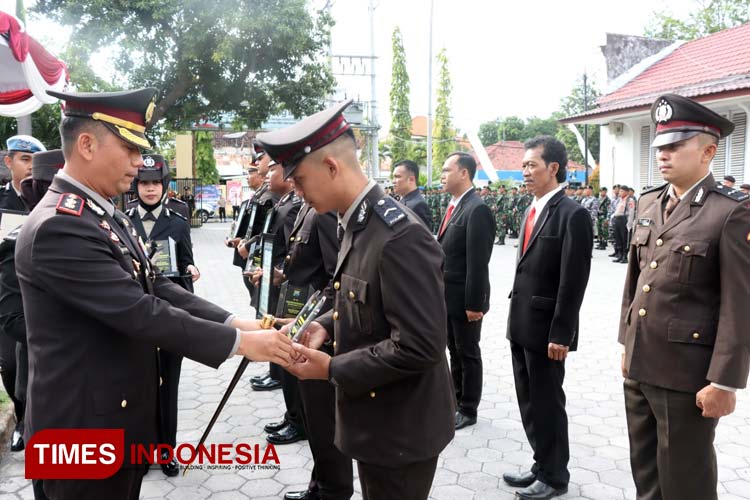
left=619, top=175, right=750, bottom=393
left=126, top=204, right=195, bottom=292
left=15, top=177, right=236, bottom=465
left=438, top=188, right=495, bottom=316
left=318, top=184, right=455, bottom=467
left=506, top=189, right=593, bottom=353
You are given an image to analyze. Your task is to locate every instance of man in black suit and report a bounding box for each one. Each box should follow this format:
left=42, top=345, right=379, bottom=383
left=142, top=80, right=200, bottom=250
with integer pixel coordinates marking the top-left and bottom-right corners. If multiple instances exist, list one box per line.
left=504, top=136, right=593, bottom=499
left=392, top=159, right=432, bottom=229
left=438, top=152, right=495, bottom=430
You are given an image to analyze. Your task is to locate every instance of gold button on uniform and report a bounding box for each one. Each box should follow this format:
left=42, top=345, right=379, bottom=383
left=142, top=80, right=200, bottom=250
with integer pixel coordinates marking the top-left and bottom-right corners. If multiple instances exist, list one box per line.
left=692, top=332, right=700, bottom=339
left=333, top=311, right=339, bottom=320
left=683, top=245, right=691, bottom=252
left=334, top=282, right=340, bottom=290
left=285, top=255, right=291, bottom=262
left=642, top=284, right=651, bottom=293
left=121, top=399, right=128, bottom=408
left=638, top=308, right=647, bottom=317
left=369, top=391, right=376, bottom=398
left=348, top=291, right=355, bottom=300
left=159, top=377, right=163, bottom=386
left=656, top=239, right=663, bottom=247
left=333, top=341, right=337, bottom=349
left=650, top=261, right=658, bottom=269
left=290, top=236, right=295, bottom=242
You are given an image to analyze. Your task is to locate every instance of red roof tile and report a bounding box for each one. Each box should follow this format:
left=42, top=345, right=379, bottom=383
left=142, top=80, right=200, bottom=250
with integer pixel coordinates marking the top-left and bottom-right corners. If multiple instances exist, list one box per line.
left=568, top=23, right=750, bottom=120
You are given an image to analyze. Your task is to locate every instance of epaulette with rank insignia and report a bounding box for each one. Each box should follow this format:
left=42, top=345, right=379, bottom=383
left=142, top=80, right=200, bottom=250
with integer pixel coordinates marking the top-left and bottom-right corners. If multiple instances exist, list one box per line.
left=56, top=193, right=84, bottom=216
left=167, top=208, right=187, bottom=221
left=713, top=183, right=750, bottom=201
left=641, top=183, right=668, bottom=196
left=373, top=196, right=407, bottom=227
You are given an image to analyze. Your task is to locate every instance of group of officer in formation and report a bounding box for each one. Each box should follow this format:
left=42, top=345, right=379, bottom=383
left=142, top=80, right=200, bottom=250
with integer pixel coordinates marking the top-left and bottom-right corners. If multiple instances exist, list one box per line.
left=0, top=85, right=748, bottom=500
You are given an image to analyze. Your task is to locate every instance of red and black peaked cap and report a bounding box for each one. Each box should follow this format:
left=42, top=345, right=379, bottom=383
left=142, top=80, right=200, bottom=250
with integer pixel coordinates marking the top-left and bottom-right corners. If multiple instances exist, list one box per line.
left=46, top=88, right=158, bottom=149
left=651, top=93, right=735, bottom=148
left=255, top=99, right=354, bottom=179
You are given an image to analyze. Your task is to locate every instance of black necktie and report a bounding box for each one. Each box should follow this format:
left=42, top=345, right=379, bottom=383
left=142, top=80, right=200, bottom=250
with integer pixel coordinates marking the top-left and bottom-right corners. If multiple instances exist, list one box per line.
left=337, top=223, right=344, bottom=242
left=142, top=211, right=156, bottom=222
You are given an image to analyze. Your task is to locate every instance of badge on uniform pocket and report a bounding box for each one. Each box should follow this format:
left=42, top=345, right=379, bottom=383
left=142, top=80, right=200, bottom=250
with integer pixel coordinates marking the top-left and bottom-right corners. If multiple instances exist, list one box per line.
left=637, top=218, right=653, bottom=227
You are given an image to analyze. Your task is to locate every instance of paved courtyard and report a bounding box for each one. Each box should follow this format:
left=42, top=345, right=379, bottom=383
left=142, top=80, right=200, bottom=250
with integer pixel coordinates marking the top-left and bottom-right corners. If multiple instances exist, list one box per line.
left=1, top=220, right=750, bottom=499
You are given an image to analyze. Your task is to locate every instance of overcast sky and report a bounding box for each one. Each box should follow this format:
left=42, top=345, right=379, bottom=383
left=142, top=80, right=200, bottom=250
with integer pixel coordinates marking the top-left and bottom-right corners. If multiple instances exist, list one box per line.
left=2, top=0, right=695, bottom=134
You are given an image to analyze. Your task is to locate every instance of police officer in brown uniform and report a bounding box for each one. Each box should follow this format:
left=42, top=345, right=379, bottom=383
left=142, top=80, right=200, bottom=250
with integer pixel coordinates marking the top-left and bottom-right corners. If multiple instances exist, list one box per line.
left=257, top=100, right=455, bottom=500
left=619, top=94, right=750, bottom=500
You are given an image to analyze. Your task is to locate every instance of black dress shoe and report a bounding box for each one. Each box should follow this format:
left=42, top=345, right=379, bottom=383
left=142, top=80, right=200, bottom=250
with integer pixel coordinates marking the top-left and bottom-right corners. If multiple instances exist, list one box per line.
left=503, top=470, right=536, bottom=487
left=616, top=256, right=628, bottom=263
left=10, top=430, right=24, bottom=452
left=264, top=417, right=289, bottom=433
left=160, top=451, right=179, bottom=477
left=608, top=251, right=618, bottom=257
left=455, top=412, right=477, bottom=430
left=266, top=424, right=307, bottom=445
left=251, top=377, right=282, bottom=391
left=251, top=372, right=271, bottom=384
left=516, top=479, right=567, bottom=499
left=284, top=489, right=320, bottom=500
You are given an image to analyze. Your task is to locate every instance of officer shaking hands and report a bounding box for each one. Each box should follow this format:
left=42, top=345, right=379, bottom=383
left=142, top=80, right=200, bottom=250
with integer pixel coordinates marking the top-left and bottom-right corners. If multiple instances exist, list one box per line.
left=15, top=88, right=293, bottom=500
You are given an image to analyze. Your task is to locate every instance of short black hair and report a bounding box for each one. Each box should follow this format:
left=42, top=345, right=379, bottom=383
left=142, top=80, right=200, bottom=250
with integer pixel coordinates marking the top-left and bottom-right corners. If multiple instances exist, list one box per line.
left=447, top=152, right=477, bottom=180
left=523, top=136, right=567, bottom=183
left=393, top=159, right=419, bottom=181
left=600, top=187, right=608, bottom=191
left=59, top=117, right=106, bottom=158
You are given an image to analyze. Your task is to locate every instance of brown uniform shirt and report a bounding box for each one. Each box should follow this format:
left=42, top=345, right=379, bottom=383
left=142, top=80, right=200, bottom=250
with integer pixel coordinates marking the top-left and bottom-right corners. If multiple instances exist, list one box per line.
left=619, top=174, right=750, bottom=393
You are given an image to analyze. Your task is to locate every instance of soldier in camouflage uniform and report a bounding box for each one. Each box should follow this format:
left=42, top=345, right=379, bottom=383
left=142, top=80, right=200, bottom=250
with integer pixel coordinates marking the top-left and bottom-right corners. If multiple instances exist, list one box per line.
left=494, top=186, right=509, bottom=245
left=596, top=187, right=611, bottom=250
left=508, top=187, right=519, bottom=238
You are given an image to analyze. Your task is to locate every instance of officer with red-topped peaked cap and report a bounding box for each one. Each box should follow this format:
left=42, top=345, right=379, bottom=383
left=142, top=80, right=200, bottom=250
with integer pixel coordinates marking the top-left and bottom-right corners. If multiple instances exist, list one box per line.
left=619, top=93, right=750, bottom=500
left=15, top=89, right=293, bottom=500
left=261, top=100, right=455, bottom=500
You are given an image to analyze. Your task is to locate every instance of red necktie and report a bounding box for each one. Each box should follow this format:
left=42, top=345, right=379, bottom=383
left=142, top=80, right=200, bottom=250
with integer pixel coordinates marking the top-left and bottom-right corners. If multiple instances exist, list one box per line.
left=522, top=206, right=536, bottom=253
left=439, top=204, right=455, bottom=237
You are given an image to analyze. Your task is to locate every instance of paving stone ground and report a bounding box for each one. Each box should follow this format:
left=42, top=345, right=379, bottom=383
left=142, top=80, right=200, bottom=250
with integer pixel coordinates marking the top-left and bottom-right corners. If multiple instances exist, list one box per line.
left=1, top=219, right=749, bottom=499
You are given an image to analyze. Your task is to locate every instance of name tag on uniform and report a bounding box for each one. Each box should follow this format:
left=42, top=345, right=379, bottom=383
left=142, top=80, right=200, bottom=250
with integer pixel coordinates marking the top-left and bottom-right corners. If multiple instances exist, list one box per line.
left=637, top=218, right=653, bottom=227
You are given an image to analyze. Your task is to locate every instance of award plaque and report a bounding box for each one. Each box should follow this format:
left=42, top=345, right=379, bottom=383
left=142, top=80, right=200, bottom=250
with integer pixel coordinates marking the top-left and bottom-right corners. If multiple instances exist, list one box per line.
left=243, top=202, right=260, bottom=240
left=288, top=290, right=327, bottom=342
left=256, top=233, right=275, bottom=317
left=150, top=237, right=178, bottom=276
left=0, top=209, right=28, bottom=240
left=276, top=282, right=315, bottom=319
left=231, top=201, right=249, bottom=239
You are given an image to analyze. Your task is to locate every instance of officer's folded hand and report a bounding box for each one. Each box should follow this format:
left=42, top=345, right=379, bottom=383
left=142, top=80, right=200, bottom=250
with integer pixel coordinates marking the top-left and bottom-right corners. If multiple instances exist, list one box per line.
left=226, top=237, right=241, bottom=248
left=285, top=344, right=331, bottom=380
left=548, top=342, right=569, bottom=361
left=238, top=330, right=293, bottom=366
left=696, top=385, right=736, bottom=418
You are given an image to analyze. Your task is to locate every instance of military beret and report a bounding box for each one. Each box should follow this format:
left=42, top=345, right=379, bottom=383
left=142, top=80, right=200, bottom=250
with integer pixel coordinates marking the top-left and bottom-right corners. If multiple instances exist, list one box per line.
left=724, top=175, right=736, bottom=183
left=256, top=100, right=354, bottom=179
left=740, top=183, right=750, bottom=190
left=137, top=154, right=169, bottom=181
left=47, top=88, right=158, bottom=149
left=651, top=94, right=734, bottom=148
left=6, top=135, right=46, bottom=153
left=32, top=149, right=64, bottom=182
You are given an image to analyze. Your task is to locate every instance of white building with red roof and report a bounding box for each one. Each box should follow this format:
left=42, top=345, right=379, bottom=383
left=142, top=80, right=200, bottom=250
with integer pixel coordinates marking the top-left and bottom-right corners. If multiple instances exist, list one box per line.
left=563, top=24, right=750, bottom=191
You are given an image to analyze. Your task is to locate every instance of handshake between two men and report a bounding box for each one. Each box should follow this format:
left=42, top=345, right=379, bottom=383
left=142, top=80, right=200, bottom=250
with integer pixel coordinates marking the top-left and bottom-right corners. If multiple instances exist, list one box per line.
left=231, top=316, right=331, bottom=381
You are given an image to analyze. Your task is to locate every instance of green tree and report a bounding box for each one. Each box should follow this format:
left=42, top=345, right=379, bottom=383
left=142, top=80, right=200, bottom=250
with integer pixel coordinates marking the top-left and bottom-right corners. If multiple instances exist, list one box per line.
left=478, top=119, right=501, bottom=146
left=33, top=0, right=335, bottom=129
left=556, top=75, right=601, bottom=165
left=0, top=105, right=63, bottom=150
left=645, top=0, right=749, bottom=40
left=194, top=131, right=219, bottom=184
left=388, top=27, right=412, bottom=164
left=432, top=49, right=455, bottom=168
left=524, top=116, right=560, bottom=140
left=498, top=116, right=526, bottom=141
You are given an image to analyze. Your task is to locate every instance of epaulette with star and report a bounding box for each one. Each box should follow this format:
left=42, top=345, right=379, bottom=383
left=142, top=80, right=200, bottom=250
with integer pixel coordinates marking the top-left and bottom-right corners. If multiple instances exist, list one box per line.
left=713, top=183, right=749, bottom=202
left=56, top=193, right=84, bottom=216
left=373, top=196, right=407, bottom=227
